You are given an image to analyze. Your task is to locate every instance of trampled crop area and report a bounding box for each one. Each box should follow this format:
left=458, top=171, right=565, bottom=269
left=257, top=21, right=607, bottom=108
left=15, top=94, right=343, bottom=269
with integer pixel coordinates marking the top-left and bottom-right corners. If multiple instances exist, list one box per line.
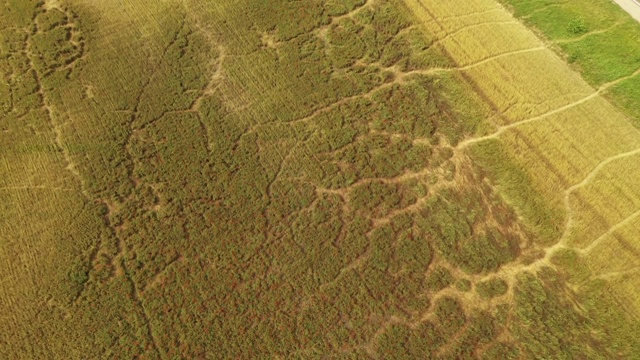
left=1, top=0, right=640, bottom=358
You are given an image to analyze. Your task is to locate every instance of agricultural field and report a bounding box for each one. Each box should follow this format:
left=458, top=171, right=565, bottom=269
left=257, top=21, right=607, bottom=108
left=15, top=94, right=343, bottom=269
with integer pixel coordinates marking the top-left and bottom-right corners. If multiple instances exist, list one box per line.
left=499, top=0, right=640, bottom=124
left=1, top=0, right=640, bottom=358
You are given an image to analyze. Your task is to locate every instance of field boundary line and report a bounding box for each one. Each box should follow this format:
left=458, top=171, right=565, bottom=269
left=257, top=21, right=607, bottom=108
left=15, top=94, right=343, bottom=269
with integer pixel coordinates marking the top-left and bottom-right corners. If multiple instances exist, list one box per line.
left=434, top=20, right=519, bottom=44
left=561, top=146, right=640, bottom=238
left=458, top=46, right=546, bottom=70
left=594, top=266, right=640, bottom=280
left=457, top=91, right=599, bottom=148
left=458, top=67, right=640, bottom=150
left=581, top=208, right=640, bottom=254
left=436, top=7, right=502, bottom=21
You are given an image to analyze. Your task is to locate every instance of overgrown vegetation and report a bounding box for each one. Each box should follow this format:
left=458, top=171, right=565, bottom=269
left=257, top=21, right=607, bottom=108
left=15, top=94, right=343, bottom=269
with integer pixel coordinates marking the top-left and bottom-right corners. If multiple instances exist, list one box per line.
left=476, top=277, right=508, bottom=299
left=2, top=0, right=639, bottom=358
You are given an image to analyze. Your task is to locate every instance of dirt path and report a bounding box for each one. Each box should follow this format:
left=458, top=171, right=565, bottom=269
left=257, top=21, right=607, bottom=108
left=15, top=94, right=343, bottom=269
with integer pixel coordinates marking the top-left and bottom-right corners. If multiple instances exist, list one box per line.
left=613, top=0, right=640, bottom=23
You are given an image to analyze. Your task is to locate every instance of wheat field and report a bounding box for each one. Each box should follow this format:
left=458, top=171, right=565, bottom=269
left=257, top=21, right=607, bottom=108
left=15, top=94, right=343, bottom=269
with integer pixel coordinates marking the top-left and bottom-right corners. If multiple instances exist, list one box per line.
left=408, top=0, right=640, bottom=316
left=2, top=0, right=640, bottom=357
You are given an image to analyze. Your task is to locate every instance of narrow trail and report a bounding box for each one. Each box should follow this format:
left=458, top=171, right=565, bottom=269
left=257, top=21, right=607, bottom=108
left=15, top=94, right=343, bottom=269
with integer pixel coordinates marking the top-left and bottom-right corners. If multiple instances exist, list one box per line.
left=432, top=20, right=520, bottom=44
left=0, top=186, right=75, bottom=192
left=457, top=91, right=600, bottom=149
left=552, top=22, right=624, bottom=44
left=142, top=255, right=184, bottom=293
left=581, top=208, right=640, bottom=255
left=191, top=44, right=226, bottom=154
left=295, top=1, right=640, bottom=332
left=465, top=102, right=640, bottom=286
left=548, top=144, right=640, bottom=253
left=334, top=0, right=375, bottom=21
left=594, top=266, right=640, bottom=281
left=244, top=65, right=449, bottom=140
left=57, top=17, right=193, bottom=360
left=457, top=66, right=640, bottom=149
left=22, top=16, right=117, bottom=311
left=436, top=7, right=502, bottom=21
left=457, top=46, right=546, bottom=70
left=399, top=0, right=640, bottom=312
left=600, top=66, right=640, bottom=92
left=520, top=3, right=560, bottom=20
left=25, top=31, right=88, bottom=199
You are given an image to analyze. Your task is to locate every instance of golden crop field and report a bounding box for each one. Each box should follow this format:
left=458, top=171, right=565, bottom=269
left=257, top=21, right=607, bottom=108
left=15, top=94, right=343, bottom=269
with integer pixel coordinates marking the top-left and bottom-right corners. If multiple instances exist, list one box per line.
left=409, top=0, right=640, bottom=341
left=2, top=0, right=640, bottom=358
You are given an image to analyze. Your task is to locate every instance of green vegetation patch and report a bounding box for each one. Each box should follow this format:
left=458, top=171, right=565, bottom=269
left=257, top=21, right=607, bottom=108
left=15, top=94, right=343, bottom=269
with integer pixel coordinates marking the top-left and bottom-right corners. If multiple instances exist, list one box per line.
left=606, top=73, right=640, bottom=127
left=455, top=278, right=472, bottom=292
left=476, top=277, right=509, bottom=299
left=424, top=265, right=454, bottom=291
left=500, top=0, right=640, bottom=122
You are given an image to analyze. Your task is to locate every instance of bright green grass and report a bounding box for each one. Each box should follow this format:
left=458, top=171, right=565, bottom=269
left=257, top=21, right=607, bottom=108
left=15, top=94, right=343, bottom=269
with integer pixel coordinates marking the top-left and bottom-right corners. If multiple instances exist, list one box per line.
left=608, top=75, right=640, bottom=121
left=501, top=0, right=640, bottom=125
